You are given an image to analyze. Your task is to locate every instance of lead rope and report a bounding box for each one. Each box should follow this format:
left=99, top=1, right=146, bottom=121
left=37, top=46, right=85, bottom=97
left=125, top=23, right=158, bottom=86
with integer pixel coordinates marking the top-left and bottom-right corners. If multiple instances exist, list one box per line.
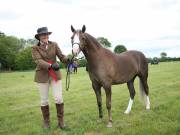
left=65, top=55, right=74, bottom=91
left=65, top=55, right=84, bottom=91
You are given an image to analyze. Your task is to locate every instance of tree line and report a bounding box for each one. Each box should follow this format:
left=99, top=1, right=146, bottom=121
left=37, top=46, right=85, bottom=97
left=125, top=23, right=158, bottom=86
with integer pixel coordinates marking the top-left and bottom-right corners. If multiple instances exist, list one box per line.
left=0, top=33, right=38, bottom=71
left=147, top=52, right=180, bottom=64
left=0, top=33, right=179, bottom=71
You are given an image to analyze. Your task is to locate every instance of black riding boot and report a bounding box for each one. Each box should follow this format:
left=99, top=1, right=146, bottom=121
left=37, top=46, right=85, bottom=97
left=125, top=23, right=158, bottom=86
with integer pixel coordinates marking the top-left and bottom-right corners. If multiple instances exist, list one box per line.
left=41, top=105, right=50, bottom=129
left=56, top=103, right=66, bottom=129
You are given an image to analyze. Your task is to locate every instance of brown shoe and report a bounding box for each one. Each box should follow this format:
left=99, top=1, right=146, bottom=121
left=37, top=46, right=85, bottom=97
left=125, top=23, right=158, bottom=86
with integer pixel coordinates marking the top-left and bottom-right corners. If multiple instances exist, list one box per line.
left=41, top=105, right=50, bottom=129
left=56, top=103, right=66, bottom=129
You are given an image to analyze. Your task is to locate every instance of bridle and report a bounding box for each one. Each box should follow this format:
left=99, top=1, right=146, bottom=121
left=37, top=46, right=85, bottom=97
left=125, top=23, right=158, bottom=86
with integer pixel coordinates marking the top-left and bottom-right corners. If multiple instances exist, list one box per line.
left=71, top=42, right=82, bottom=53
left=71, top=31, right=84, bottom=52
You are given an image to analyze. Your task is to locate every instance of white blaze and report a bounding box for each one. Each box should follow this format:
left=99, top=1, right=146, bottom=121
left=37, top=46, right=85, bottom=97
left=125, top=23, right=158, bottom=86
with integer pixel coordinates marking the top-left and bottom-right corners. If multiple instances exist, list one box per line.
left=72, top=33, right=80, bottom=55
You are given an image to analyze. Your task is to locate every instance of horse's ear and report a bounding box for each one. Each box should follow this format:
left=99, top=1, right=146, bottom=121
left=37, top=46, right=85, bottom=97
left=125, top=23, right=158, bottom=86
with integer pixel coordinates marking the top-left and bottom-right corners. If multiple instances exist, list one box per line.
left=82, top=25, right=86, bottom=33
left=71, top=25, right=75, bottom=32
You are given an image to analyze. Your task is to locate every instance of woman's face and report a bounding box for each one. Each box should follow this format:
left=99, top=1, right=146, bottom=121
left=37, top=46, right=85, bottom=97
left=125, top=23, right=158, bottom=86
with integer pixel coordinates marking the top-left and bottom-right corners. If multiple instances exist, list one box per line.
left=39, top=34, right=49, bottom=43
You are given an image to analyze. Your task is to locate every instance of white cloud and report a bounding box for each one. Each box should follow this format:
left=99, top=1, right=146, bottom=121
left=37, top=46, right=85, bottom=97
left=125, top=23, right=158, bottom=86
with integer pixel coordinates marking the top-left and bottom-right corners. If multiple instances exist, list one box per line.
left=0, top=0, right=180, bottom=57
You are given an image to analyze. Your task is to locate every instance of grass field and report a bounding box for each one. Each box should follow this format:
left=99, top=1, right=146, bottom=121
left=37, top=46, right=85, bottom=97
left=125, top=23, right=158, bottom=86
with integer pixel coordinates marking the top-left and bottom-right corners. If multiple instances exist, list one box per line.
left=0, top=62, right=180, bottom=135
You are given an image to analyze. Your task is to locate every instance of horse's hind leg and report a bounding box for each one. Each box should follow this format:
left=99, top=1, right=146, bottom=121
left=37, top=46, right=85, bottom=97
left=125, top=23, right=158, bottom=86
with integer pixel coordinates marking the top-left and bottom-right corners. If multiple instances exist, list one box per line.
left=140, top=76, right=150, bottom=110
left=92, top=82, right=103, bottom=122
left=124, top=79, right=136, bottom=114
left=103, top=84, right=112, bottom=128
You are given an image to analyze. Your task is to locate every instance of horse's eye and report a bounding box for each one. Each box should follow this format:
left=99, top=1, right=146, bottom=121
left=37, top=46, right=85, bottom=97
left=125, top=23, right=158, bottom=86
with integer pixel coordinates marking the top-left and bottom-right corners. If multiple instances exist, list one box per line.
left=71, top=36, right=73, bottom=40
left=81, top=36, right=85, bottom=41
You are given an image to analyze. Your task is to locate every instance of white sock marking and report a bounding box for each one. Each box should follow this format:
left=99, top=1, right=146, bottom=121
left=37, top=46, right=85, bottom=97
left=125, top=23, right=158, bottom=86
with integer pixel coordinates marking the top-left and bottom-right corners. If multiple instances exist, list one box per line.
left=146, top=96, right=150, bottom=110
left=124, top=98, right=133, bottom=114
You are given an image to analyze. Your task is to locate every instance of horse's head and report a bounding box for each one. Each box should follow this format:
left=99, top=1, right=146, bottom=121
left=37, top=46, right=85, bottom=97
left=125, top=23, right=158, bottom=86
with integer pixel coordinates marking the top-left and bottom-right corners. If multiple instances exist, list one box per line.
left=71, top=25, right=86, bottom=56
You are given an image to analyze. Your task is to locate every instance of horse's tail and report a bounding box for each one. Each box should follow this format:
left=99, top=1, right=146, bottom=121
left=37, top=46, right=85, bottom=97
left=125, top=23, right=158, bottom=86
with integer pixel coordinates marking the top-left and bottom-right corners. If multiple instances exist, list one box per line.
left=139, top=77, right=146, bottom=102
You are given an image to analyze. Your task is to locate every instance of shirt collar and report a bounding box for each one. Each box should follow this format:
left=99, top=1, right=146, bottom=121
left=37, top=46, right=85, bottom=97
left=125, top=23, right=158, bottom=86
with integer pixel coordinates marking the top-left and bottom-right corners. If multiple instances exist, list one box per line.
left=40, top=41, right=48, bottom=45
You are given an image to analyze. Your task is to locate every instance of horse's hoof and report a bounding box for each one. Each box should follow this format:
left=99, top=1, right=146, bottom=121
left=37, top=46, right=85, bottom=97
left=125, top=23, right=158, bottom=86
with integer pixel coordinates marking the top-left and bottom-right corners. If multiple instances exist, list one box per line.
left=124, top=110, right=130, bottom=114
left=97, top=118, right=103, bottom=123
left=106, top=122, right=112, bottom=128
left=146, top=105, right=150, bottom=110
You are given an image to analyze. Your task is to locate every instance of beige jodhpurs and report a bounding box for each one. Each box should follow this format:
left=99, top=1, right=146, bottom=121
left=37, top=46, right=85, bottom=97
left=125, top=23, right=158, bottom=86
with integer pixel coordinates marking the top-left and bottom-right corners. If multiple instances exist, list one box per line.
left=37, top=80, right=63, bottom=106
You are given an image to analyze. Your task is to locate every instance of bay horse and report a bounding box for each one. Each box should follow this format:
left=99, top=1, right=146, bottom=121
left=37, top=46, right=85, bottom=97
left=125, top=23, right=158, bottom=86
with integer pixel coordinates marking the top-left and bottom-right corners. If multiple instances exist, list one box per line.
left=70, top=25, right=150, bottom=127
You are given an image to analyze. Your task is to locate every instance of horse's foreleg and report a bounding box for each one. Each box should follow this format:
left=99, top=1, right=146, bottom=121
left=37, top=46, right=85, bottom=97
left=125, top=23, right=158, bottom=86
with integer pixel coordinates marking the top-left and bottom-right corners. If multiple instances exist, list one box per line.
left=125, top=80, right=136, bottom=114
left=104, top=87, right=112, bottom=128
left=124, top=98, right=134, bottom=114
left=92, top=83, right=103, bottom=121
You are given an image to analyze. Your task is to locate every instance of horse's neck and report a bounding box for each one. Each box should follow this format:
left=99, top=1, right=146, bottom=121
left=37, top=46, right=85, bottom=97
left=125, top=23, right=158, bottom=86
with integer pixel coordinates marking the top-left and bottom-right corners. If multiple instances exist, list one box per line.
left=83, top=34, right=102, bottom=62
left=82, top=48, right=96, bottom=62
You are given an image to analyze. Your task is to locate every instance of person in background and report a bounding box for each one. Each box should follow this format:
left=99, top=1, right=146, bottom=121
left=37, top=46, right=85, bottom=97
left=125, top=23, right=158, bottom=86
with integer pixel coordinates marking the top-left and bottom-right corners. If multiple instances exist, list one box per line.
left=32, top=27, right=69, bottom=129
left=69, top=62, right=74, bottom=73
left=73, top=59, right=78, bottom=73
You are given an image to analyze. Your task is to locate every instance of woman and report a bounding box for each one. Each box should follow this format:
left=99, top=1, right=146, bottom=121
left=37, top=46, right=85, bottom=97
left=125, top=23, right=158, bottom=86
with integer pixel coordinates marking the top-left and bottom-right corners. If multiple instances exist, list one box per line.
left=32, top=27, right=69, bottom=129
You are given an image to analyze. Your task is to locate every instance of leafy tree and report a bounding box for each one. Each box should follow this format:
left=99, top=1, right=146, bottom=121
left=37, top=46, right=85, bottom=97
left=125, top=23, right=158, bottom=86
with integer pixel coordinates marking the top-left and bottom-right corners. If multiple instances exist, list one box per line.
left=160, top=52, right=167, bottom=62
left=0, top=33, right=37, bottom=70
left=114, top=45, right=127, bottom=54
left=0, top=31, right=5, bottom=36
left=27, top=39, right=38, bottom=45
left=0, top=35, right=22, bottom=70
left=160, top=52, right=167, bottom=58
left=78, top=58, right=87, bottom=67
left=19, top=38, right=38, bottom=49
left=20, top=38, right=26, bottom=49
left=67, top=54, right=73, bottom=59
left=14, top=47, right=36, bottom=70
left=97, top=37, right=111, bottom=48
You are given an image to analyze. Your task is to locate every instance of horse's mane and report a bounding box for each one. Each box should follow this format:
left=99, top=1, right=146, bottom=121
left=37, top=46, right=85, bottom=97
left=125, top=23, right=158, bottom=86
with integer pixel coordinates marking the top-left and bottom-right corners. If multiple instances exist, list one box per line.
left=84, top=33, right=102, bottom=49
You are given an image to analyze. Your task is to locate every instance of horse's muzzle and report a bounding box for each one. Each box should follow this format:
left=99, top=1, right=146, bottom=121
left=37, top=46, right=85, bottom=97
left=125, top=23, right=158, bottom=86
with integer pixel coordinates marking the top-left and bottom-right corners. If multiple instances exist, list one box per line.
left=72, top=43, right=80, bottom=56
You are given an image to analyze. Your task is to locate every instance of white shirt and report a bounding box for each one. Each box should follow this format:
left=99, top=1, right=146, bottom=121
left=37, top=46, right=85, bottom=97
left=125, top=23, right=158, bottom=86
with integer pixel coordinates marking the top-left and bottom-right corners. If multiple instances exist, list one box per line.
left=40, top=41, right=48, bottom=49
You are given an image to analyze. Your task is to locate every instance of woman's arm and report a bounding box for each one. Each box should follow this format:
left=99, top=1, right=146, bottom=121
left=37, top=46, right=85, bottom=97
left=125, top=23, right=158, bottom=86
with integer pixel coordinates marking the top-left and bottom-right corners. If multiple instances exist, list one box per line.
left=55, top=43, right=69, bottom=63
left=32, top=46, right=51, bottom=70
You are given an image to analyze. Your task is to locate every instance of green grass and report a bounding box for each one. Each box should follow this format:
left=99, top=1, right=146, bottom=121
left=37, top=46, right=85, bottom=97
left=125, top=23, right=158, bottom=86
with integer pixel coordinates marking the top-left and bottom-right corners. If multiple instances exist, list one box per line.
left=0, top=62, right=180, bottom=135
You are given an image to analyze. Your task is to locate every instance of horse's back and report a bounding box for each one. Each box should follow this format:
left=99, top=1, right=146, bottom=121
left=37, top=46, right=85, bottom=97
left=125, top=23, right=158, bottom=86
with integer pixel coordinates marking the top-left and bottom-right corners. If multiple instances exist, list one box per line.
left=118, top=50, right=147, bottom=64
left=119, top=50, right=148, bottom=74
left=118, top=50, right=145, bottom=58
left=101, top=49, right=148, bottom=74
left=108, top=50, right=148, bottom=84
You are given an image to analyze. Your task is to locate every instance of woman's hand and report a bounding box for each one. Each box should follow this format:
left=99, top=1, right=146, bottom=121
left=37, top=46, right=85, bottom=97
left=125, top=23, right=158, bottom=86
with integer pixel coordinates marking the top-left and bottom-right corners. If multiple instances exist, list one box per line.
left=51, top=63, right=60, bottom=71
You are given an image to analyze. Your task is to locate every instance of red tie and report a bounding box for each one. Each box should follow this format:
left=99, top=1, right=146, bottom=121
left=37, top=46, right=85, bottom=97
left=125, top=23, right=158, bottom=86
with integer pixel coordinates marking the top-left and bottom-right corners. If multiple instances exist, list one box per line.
left=48, top=61, right=57, bottom=82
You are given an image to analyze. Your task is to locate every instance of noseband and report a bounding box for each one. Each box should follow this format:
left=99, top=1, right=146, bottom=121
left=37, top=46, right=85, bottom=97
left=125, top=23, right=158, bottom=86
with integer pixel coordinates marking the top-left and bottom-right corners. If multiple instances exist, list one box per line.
left=72, top=42, right=82, bottom=52
left=71, top=32, right=83, bottom=52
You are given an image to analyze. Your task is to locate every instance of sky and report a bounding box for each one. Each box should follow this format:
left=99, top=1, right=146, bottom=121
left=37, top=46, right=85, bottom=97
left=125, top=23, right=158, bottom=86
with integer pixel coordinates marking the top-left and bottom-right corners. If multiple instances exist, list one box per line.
left=0, top=0, right=180, bottom=57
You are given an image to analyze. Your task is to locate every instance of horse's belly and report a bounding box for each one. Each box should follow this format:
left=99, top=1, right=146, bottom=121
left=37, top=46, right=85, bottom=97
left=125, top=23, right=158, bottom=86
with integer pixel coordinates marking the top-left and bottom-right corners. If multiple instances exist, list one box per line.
left=112, top=78, right=128, bottom=85
left=111, top=71, right=136, bottom=85
left=112, top=80, right=125, bottom=85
